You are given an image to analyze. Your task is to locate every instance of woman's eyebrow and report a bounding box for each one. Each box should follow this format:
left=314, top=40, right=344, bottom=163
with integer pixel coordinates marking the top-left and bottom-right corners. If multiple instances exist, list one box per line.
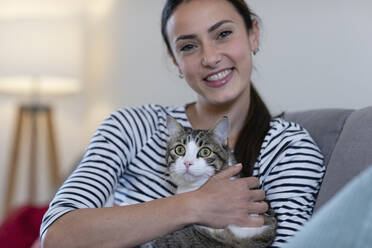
left=175, top=20, right=233, bottom=43
left=176, top=34, right=197, bottom=43
left=207, top=20, right=233, bottom=33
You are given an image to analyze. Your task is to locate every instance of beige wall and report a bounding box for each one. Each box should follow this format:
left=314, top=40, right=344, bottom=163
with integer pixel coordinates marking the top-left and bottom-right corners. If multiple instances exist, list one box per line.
left=249, top=0, right=372, bottom=114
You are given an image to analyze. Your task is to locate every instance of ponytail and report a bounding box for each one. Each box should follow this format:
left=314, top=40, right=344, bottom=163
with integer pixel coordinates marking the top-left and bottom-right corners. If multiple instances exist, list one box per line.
left=234, top=85, right=271, bottom=176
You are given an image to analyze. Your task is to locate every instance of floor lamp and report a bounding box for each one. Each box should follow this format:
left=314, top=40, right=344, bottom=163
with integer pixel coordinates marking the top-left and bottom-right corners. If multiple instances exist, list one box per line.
left=0, top=14, right=82, bottom=217
left=0, top=77, right=81, bottom=217
left=5, top=103, right=59, bottom=216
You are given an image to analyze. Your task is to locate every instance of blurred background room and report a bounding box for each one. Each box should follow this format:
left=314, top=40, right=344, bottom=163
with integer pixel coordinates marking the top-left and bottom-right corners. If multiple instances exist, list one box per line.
left=0, top=0, right=371, bottom=244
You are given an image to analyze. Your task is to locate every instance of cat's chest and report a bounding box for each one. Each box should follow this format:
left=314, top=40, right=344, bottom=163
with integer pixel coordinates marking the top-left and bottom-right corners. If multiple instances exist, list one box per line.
left=176, top=177, right=209, bottom=194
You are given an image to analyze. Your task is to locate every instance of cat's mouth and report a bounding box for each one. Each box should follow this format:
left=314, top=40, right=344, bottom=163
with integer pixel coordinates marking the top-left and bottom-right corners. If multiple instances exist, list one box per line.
left=180, top=168, right=213, bottom=182
left=182, top=168, right=199, bottom=177
left=170, top=163, right=215, bottom=184
left=183, top=171, right=206, bottom=182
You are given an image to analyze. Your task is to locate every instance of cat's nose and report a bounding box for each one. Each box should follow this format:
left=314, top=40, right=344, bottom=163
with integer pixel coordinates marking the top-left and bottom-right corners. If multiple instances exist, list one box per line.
left=184, top=161, right=193, bottom=168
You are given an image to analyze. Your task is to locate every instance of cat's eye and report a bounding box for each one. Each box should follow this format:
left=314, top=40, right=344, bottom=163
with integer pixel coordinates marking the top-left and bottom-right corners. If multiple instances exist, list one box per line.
left=174, top=145, right=186, bottom=156
left=198, top=147, right=212, bottom=158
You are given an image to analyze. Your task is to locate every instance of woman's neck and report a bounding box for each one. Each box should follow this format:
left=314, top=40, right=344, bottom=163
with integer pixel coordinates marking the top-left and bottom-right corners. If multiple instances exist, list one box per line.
left=185, top=91, right=251, bottom=148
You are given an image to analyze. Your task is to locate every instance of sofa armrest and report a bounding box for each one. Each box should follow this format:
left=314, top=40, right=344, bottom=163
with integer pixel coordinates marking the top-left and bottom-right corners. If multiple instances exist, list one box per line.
left=315, top=106, right=372, bottom=211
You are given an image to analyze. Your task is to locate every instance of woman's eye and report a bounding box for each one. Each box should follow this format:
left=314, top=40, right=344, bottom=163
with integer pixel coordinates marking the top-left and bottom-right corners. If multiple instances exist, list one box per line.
left=198, top=147, right=212, bottom=157
left=218, top=30, right=232, bottom=40
left=180, top=44, right=195, bottom=52
left=174, top=145, right=186, bottom=156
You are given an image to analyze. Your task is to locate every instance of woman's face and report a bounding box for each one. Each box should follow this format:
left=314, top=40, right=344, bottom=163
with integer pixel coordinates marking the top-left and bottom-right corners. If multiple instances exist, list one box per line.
left=166, top=0, right=259, bottom=106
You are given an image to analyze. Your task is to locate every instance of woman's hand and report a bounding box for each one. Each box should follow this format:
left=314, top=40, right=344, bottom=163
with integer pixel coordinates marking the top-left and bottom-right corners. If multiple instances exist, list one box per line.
left=191, top=164, right=268, bottom=228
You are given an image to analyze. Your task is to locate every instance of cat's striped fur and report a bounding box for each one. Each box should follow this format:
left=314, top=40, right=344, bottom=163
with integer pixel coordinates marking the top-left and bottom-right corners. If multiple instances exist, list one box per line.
left=143, top=115, right=276, bottom=248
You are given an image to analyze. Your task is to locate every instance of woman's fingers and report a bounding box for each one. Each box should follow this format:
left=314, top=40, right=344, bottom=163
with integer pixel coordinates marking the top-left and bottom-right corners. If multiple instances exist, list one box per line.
left=236, top=215, right=265, bottom=227
left=214, top=166, right=260, bottom=189
left=195, top=165, right=271, bottom=228
left=246, top=201, right=269, bottom=214
left=213, top=163, right=243, bottom=180
left=248, top=188, right=265, bottom=202
left=243, top=177, right=260, bottom=190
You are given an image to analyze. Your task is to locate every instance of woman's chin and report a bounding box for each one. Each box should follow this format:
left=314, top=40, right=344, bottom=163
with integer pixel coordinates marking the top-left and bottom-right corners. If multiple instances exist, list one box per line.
left=203, top=95, right=238, bottom=107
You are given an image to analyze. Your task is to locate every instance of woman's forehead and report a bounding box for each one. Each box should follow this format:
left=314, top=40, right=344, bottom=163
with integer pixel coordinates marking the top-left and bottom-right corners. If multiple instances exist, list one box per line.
left=166, top=0, right=241, bottom=40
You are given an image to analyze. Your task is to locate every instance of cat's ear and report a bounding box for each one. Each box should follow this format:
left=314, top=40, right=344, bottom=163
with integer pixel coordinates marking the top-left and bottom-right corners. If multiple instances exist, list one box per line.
left=166, top=114, right=184, bottom=137
left=211, top=116, right=229, bottom=145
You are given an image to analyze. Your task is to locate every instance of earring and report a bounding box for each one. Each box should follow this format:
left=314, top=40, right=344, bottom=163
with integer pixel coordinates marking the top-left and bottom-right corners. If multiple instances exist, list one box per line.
left=179, top=72, right=184, bottom=79
left=253, top=48, right=260, bottom=56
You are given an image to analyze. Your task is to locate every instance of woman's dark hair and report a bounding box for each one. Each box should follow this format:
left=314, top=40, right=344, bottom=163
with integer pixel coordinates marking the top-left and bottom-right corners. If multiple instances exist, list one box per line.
left=161, top=0, right=272, bottom=176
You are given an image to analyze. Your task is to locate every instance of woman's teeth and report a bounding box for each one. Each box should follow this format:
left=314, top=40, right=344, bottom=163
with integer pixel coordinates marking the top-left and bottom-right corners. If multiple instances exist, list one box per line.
left=206, top=69, right=232, bottom=82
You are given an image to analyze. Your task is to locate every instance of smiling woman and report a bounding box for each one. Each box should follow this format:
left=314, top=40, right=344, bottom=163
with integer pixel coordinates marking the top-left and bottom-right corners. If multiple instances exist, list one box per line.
left=165, top=0, right=257, bottom=108
left=40, top=1, right=325, bottom=248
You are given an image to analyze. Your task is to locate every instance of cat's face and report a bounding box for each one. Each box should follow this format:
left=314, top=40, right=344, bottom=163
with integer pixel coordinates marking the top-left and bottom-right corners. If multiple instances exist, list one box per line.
left=166, top=115, right=230, bottom=185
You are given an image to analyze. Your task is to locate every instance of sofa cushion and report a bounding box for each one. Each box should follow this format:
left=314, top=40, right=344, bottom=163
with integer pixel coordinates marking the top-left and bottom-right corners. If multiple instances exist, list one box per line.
left=284, top=108, right=353, bottom=167
left=315, top=106, right=372, bottom=210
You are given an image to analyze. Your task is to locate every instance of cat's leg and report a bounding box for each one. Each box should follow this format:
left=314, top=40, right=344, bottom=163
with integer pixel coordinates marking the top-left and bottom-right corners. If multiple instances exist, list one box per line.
left=194, top=226, right=232, bottom=246
left=150, top=225, right=228, bottom=248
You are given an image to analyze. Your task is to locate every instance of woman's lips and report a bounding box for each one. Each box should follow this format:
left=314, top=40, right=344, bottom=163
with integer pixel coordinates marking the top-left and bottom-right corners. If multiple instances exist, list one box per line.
left=204, top=68, right=234, bottom=88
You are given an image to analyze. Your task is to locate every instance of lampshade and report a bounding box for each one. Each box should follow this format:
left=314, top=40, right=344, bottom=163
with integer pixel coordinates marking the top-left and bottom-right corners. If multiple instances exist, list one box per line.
left=0, top=8, right=83, bottom=96
left=0, top=76, right=80, bottom=96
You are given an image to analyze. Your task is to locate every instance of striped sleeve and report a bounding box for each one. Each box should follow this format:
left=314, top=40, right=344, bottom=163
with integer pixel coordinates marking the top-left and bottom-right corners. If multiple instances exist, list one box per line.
left=40, top=109, right=135, bottom=241
left=257, top=119, right=325, bottom=247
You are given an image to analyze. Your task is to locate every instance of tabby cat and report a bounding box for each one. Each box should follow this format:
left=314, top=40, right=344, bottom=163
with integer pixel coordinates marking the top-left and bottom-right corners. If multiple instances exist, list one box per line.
left=143, top=115, right=276, bottom=248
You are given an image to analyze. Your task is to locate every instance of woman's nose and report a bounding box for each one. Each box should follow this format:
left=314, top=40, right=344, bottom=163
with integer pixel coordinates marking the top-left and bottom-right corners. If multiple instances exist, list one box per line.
left=201, top=44, right=222, bottom=67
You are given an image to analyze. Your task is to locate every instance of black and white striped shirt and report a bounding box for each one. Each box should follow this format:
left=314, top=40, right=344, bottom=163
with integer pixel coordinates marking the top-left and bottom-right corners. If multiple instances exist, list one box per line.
left=41, top=104, right=325, bottom=247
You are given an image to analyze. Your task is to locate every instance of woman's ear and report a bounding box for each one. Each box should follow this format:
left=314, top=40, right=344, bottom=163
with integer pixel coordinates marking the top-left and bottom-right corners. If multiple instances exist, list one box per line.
left=249, top=19, right=260, bottom=53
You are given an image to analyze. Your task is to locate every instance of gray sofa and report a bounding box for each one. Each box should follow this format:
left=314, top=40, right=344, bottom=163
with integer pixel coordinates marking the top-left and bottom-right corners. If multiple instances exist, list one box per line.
left=284, top=106, right=372, bottom=212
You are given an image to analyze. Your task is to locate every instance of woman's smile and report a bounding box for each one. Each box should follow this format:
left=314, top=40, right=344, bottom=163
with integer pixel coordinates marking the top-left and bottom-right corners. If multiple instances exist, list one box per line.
left=204, top=68, right=234, bottom=88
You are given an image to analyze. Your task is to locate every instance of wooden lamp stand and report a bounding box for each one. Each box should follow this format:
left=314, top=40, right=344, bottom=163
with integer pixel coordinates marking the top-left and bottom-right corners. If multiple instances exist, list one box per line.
left=3, top=104, right=61, bottom=217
